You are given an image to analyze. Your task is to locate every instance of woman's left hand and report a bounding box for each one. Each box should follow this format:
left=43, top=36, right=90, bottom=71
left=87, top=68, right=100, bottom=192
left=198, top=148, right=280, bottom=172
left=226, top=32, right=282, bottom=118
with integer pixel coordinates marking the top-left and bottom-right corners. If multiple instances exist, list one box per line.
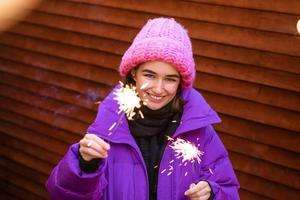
left=184, top=181, right=212, bottom=200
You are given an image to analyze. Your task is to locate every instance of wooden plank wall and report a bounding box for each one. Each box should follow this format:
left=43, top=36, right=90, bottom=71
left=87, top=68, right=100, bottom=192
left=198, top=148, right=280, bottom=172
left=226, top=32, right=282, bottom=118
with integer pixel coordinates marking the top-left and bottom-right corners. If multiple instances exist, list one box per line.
left=0, top=0, right=299, bottom=199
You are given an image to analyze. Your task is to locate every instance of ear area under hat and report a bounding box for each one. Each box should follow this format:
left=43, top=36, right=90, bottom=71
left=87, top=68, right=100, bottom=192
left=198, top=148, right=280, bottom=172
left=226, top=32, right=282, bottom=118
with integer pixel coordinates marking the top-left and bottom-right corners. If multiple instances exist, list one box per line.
left=130, top=68, right=137, bottom=81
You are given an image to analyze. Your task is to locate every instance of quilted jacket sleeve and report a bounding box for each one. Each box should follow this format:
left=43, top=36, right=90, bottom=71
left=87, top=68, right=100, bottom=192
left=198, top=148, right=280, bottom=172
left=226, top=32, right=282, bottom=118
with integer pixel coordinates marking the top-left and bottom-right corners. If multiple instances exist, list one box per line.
left=46, top=143, right=108, bottom=200
left=201, top=125, right=240, bottom=200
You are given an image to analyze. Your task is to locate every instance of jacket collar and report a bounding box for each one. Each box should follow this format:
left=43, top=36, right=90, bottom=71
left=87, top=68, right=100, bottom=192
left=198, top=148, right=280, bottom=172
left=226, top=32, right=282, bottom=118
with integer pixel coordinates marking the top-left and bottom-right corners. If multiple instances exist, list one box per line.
left=173, top=87, right=221, bottom=138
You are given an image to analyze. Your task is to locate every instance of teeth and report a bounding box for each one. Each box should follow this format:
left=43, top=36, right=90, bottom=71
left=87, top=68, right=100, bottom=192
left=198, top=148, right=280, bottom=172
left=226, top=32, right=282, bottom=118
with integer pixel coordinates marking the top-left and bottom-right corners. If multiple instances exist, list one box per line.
left=150, top=94, right=163, bottom=100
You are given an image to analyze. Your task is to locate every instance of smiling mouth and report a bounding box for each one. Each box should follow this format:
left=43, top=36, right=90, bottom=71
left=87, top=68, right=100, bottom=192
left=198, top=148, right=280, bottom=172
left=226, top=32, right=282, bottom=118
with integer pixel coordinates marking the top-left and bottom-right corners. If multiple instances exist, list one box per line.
left=150, top=94, right=163, bottom=100
left=147, top=93, right=164, bottom=101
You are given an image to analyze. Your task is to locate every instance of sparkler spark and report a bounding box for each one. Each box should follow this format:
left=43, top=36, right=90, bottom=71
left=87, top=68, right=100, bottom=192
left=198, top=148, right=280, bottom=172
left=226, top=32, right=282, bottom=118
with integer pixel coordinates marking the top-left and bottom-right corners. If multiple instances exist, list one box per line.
left=108, top=82, right=148, bottom=135
left=113, top=82, right=142, bottom=120
left=168, top=137, right=204, bottom=165
left=140, top=82, right=149, bottom=90
left=95, top=100, right=101, bottom=104
left=108, top=122, right=117, bottom=131
left=160, top=137, right=203, bottom=177
left=138, top=110, right=144, bottom=119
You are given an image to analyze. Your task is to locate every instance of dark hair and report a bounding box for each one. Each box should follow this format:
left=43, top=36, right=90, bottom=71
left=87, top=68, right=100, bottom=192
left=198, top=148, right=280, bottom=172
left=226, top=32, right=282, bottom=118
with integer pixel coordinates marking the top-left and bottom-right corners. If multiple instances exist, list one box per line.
left=123, top=68, right=185, bottom=113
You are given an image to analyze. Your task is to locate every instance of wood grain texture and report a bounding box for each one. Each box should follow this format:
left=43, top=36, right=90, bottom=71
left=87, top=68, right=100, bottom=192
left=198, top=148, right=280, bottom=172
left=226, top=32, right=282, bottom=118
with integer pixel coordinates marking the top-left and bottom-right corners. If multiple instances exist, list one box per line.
left=0, top=0, right=299, bottom=199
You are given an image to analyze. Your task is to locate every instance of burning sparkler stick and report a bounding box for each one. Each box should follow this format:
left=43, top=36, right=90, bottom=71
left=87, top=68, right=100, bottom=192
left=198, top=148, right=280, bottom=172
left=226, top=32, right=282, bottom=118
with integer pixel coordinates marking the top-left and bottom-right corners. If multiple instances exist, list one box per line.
left=168, top=136, right=204, bottom=165
left=108, top=81, right=148, bottom=135
left=160, top=136, right=204, bottom=176
left=113, top=81, right=143, bottom=120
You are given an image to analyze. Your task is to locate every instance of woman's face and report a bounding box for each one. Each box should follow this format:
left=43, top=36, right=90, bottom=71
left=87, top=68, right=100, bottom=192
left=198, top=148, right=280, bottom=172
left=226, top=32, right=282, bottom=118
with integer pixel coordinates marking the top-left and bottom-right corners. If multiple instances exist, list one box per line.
left=132, top=61, right=180, bottom=110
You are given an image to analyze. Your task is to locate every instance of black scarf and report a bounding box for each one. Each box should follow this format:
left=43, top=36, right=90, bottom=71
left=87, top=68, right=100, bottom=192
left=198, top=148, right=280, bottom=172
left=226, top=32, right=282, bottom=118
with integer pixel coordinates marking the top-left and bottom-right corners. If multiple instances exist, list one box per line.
left=128, top=101, right=182, bottom=200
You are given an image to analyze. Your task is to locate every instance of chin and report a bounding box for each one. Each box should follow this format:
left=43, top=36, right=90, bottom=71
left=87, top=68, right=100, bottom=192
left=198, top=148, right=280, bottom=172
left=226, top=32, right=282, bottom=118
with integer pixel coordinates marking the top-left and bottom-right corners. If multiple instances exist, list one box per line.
left=146, top=102, right=167, bottom=110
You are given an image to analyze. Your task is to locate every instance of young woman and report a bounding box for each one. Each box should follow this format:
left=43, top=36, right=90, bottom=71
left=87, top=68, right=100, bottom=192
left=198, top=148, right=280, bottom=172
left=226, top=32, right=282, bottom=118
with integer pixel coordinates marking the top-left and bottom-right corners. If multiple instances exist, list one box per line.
left=46, top=17, right=239, bottom=200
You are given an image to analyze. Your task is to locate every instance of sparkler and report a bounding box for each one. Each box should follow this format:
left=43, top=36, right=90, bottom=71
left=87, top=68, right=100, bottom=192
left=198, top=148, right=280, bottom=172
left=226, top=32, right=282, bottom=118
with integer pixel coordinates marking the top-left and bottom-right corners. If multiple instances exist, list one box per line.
left=160, top=136, right=204, bottom=176
left=168, top=137, right=204, bottom=165
left=107, top=81, right=147, bottom=135
left=113, top=81, right=143, bottom=120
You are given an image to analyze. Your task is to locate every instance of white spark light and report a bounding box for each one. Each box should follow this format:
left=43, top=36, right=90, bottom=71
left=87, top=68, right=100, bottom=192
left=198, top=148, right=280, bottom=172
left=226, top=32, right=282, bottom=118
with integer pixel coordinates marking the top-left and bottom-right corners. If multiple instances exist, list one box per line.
left=138, top=110, right=144, bottom=119
left=168, top=137, right=204, bottom=165
left=108, top=122, right=117, bottom=131
left=140, top=82, right=149, bottom=90
left=114, top=82, right=142, bottom=120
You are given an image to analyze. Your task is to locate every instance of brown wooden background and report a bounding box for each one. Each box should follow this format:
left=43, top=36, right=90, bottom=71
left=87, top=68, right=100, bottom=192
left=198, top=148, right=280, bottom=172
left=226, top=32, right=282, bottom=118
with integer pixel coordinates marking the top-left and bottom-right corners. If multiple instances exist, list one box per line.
left=0, top=0, right=299, bottom=199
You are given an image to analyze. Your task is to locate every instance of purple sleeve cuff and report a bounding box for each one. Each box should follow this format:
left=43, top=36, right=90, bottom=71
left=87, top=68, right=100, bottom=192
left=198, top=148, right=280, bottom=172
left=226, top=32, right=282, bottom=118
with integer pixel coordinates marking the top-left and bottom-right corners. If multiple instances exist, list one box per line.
left=56, top=143, right=107, bottom=195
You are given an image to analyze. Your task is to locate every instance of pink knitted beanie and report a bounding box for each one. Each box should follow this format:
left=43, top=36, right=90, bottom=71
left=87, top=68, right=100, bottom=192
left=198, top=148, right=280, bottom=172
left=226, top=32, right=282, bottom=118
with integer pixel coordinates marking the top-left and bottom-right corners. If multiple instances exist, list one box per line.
left=119, top=17, right=195, bottom=89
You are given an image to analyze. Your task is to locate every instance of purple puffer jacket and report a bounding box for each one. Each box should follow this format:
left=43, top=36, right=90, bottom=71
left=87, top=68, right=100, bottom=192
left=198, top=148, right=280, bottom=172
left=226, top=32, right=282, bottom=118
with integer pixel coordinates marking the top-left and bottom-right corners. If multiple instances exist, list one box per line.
left=46, top=86, right=240, bottom=200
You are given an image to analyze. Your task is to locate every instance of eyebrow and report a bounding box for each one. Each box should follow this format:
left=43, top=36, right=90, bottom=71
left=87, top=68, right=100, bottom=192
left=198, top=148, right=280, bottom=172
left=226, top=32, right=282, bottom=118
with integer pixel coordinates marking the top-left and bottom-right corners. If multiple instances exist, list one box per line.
left=142, top=69, right=180, bottom=79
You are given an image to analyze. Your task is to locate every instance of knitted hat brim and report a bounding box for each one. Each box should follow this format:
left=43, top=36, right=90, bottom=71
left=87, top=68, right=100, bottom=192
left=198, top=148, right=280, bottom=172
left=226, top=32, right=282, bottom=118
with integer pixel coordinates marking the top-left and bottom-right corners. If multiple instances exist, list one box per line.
left=120, top=37, right=195, bottom=89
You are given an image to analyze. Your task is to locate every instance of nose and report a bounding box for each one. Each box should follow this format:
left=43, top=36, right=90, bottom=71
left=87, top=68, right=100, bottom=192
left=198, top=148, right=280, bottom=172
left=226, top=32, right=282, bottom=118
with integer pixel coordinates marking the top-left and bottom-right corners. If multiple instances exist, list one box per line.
left=152, top=79, right=164, bottom=94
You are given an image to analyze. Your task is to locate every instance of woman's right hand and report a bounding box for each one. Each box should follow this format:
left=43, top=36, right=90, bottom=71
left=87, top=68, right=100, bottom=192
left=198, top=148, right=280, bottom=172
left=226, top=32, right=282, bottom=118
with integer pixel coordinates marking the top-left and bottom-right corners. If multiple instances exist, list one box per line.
left=79, top=133, right=110, bottom=161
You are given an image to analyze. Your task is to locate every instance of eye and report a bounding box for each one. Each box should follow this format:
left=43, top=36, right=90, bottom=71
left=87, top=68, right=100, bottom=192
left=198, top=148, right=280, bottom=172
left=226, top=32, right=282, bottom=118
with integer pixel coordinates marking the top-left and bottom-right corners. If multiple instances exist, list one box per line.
left=165, top=77, right=178, bottom=83
left=143, top=73, right=155, bottom=79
